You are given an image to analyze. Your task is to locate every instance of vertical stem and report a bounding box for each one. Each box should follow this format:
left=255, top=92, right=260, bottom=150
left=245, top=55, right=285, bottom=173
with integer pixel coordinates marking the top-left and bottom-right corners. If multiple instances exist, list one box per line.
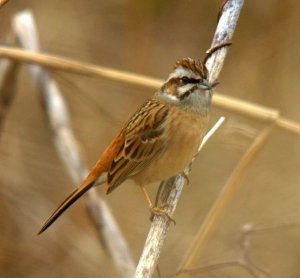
left=179, top=125, right=274, bottom=272
left=13, top=11, right=136, bottom=277
left=134, top=1, right=244, bottom=277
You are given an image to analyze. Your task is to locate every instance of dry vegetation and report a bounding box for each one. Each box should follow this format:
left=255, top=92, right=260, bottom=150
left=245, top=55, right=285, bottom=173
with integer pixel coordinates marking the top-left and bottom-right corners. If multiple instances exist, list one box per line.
left=1, top=0, right=300, bottom=277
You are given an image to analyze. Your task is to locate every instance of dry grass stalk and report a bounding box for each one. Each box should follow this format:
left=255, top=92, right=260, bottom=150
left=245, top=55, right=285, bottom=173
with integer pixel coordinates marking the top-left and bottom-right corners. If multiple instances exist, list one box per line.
left=12, top=10, right=136, bottom=278
left=169, top=223, right=276, bottom=278
left=174, top=221, right=300, bottom=277
left=134, top=0, right=244, bottom=277
left=1, top=46, right=299, bottom=136
left=0, top=40, right=20, bottom=136
left=0, top=3, right=298, bottom=278
left=0, top=45, right=162, bottom=88
left=276, top=117, right=300, bottom=135
left=135, top=118, right=225, bottom=278
left=179, top=125, right=274, bottom=274
left=0, top=0, right=10, bottom=8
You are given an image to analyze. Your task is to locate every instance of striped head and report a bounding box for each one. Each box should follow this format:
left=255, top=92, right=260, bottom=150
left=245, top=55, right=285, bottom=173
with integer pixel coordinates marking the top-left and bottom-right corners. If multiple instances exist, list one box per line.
left=158, top=58, right=217, bottom=113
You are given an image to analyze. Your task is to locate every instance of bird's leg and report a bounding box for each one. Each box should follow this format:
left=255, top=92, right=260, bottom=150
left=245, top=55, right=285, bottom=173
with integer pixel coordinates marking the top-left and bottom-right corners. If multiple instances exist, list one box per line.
left=151, top=204, right=176, bottom=226
left=181, top=172, right=190, bottom=185
left=140, top=185, right=153, bottom=208
left=140, top=185, right=176, bottom=225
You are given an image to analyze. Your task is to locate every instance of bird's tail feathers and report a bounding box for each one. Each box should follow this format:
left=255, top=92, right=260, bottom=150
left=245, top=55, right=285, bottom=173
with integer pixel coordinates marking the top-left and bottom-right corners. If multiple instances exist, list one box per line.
left=38, top=172, right=107, bottom=234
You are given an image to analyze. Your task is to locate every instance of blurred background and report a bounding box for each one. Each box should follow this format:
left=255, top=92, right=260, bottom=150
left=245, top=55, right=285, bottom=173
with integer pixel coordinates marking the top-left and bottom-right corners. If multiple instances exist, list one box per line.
left=1, top=0, right=300, bottom=277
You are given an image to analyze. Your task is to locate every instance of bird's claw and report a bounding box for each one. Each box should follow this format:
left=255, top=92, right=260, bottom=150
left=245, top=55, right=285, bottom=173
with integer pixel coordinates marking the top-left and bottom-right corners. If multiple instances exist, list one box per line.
left=149, top=204, right=176, bottom=226
left=181, top=172, right=190, bottom=185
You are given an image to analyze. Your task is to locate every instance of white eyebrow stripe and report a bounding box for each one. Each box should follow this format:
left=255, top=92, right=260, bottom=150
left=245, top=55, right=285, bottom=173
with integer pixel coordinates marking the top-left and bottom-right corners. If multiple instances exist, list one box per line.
left=167, top=67, right=195, bottom=81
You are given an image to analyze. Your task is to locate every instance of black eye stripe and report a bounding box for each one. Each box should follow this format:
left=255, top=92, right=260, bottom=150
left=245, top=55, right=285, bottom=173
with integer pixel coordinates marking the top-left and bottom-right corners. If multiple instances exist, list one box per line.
left=181, top=77, right=201, bottom=84
left=179, top=90, right=192, bottom=100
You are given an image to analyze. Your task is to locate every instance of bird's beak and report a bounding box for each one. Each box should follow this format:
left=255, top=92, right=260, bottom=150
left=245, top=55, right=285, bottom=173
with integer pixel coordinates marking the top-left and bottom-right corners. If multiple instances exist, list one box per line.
left=198, top=79, right=219, bottom=91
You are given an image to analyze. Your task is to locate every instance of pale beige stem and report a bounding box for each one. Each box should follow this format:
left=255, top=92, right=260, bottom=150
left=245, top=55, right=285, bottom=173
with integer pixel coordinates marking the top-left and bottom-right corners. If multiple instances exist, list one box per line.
left=1, top=46, right=299, bottom=136
left=0, top=0, right=10, bottom=8
left=134, top=1, right=244, bottom=277
left=0, top=33, right=20, bottom=136
left=179, top=125, right=274, bottom=273
left=0, top=46, right=162, bottom=88
left=13, top=11, right=136, bottom=278
left=169, top=223, right=276, bottom=277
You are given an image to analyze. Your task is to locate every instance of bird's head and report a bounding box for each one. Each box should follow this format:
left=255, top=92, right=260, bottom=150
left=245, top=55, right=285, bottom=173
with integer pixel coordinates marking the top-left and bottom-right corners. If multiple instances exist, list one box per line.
left=158, top=58, right=218, bottom=113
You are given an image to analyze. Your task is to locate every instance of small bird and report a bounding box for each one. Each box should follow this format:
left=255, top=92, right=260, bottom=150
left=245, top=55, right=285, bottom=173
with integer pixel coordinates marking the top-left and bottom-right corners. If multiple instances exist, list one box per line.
left=38, top=58, right=217, bottom=234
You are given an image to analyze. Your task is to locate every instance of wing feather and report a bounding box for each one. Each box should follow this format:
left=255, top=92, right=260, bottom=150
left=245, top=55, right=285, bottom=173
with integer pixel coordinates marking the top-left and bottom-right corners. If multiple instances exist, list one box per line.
left=106, top=99, right=169, bottom=193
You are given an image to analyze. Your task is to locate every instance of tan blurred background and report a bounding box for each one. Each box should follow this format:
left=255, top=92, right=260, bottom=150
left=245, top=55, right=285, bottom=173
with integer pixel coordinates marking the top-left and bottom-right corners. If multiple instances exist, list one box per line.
left=1, top=0, right=300, bottom=277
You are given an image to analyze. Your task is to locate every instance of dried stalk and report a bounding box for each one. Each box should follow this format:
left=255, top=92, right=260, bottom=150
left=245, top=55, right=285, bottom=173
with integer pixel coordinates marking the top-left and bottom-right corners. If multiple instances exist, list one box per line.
left=0, top=35, right=20, bottom=137
left=1, top=47, right=299, bottom=136
left=276, top=117, right=300, bottom=135
left=0, top=45, right=162, bottom=88
left=0, top=0, right=10, bottom=8
left=134, top=2, right=244, bottom=276
left=135, top=118, right=225, bottom=278
left=13, top=11, right=135, bottom=278
left=169, top=223, right=276, bottom=278
left=0, top=3, right=297, bottom=278
left=205, top=0, right=241, bottom=83
left=175, top=221, right=300, bottom=277
left=0, top=60, right=19, bottom=136
left=179, top=125, right=274, bottom=273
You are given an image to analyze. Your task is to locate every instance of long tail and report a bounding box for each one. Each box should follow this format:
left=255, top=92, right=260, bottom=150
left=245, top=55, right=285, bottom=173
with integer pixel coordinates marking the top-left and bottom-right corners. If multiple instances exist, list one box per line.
left=38, top=173, right=107, bottom=234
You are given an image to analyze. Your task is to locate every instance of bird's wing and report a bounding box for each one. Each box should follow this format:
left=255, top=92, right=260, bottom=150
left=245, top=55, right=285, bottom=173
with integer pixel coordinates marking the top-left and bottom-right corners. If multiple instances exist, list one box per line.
left=106, top=99, right=169, bottom=193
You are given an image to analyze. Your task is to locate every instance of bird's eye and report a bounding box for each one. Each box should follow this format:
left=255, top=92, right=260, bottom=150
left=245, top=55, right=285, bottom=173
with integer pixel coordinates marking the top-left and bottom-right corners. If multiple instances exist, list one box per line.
left=191, top=78, right=201, bottom=84
left=181, top=77, right=199, bottom=85
left=181, top=77, right=190, bottom=84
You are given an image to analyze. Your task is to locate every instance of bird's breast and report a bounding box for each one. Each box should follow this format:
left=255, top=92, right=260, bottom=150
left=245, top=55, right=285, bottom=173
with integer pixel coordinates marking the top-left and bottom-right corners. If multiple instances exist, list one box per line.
left=132, top=107, right=209, bottom=185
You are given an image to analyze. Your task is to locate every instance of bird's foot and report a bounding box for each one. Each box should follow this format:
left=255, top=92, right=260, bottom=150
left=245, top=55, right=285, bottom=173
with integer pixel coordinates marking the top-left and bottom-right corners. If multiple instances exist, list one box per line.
left=149, top=204, right=176, bottom=226
left=181, top=172, right=190, bottom=185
